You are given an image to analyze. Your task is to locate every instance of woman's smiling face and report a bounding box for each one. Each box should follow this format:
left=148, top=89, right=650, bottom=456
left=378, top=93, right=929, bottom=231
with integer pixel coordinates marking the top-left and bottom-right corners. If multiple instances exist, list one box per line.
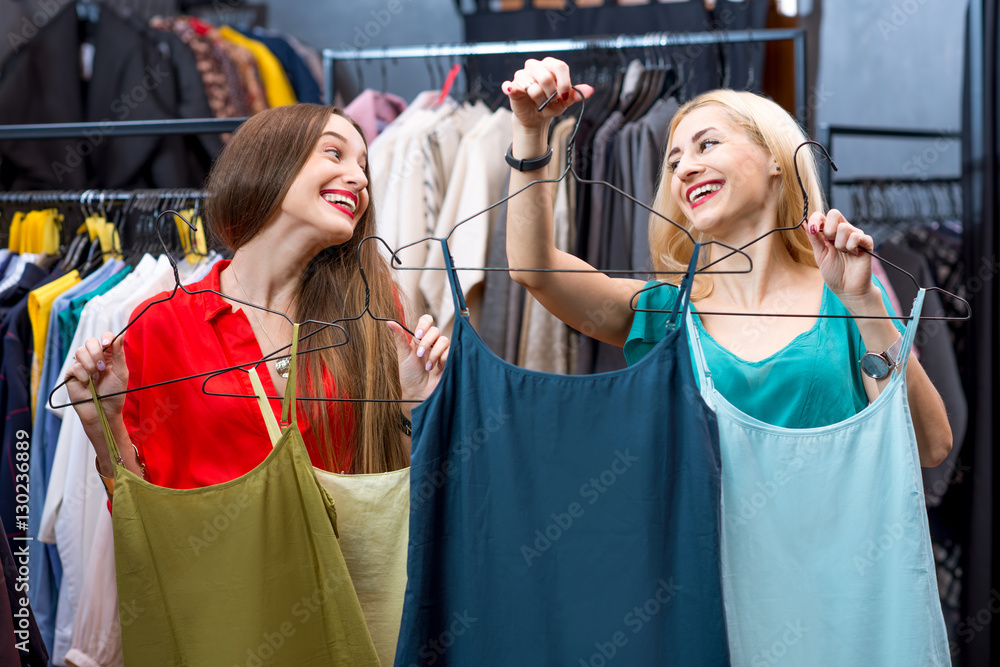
left=277, top=114, right=371, bottom=247
left=667, top=106, right=781, bottom=238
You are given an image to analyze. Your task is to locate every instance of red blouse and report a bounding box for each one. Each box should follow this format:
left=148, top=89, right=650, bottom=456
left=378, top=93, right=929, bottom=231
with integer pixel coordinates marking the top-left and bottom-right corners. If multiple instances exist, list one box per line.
left=123, top=260, right=354, bottom=489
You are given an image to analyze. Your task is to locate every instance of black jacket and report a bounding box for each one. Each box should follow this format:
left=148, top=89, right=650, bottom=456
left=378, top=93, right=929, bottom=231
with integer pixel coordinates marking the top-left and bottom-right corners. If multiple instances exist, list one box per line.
left=0, top=5, right=220, bottom=190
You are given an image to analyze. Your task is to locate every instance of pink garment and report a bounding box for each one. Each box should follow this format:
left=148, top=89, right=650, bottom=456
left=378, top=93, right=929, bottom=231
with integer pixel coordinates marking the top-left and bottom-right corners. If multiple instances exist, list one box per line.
left=345, top=89, right=408, bottom=144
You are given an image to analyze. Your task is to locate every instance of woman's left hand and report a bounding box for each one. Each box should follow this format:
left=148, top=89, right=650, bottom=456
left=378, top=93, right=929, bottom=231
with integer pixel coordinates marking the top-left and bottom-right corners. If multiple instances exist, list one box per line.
left=388, top=314, right=450, bottom=408
left=804, top=209, right=878, bottom=308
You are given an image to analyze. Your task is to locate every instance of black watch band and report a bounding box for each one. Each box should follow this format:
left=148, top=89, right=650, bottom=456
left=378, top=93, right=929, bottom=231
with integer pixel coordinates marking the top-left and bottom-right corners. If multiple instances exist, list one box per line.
left=505, top=143, right=553, bottom=172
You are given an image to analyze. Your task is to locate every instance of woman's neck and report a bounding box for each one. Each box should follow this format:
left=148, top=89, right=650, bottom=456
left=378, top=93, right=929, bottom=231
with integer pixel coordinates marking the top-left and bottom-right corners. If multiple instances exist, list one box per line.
left=223, top=230, right=318, bottom=316
left=699, top=228, right=812, bottom=311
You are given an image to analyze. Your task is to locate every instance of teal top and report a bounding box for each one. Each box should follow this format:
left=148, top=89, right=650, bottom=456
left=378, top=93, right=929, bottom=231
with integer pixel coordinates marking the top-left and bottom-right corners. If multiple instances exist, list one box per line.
left=624, top=276, right=907, bottom=429
left=58, top=265, right=132, bottom=353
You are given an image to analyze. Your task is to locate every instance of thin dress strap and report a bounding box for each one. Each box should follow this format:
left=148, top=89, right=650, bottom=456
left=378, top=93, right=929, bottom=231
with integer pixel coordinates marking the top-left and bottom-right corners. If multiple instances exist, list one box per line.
left=669, top=242, right=702, bottom=327
left=88, top=378, right=123, bottom=471
left=895, top=288, right=926, bottom=377
left=281, top=322, right=300, bottom=428
left=249, top=367, right=281, bottom=447
left=440, top=238, right=469, bottom=321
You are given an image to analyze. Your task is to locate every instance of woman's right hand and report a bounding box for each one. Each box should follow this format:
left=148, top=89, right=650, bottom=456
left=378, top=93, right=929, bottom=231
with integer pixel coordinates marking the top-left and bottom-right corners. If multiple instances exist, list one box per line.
left=503, top=58, right=593, bottom=133
left=66, top=332, right=128, bottom=433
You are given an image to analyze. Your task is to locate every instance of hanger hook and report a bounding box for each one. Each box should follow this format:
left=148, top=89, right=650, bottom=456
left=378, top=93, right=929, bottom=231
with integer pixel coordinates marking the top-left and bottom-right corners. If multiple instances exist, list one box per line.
left=793, top=141, right=838, bottom=225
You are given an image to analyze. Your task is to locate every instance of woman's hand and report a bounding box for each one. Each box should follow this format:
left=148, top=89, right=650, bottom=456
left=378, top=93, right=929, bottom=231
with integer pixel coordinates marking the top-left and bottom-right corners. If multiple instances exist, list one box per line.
left=388, top=314, right=450, bottom=412
left=503, top=57, right=593, bottom=134
left=804, top=209, right=881, bottom=310
left=66, top=332, right=128, bottom=431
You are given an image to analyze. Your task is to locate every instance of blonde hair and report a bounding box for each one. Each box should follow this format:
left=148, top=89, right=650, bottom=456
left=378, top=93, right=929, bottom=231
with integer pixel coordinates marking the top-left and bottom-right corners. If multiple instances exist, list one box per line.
left=648, top=90, right=826, bottom=299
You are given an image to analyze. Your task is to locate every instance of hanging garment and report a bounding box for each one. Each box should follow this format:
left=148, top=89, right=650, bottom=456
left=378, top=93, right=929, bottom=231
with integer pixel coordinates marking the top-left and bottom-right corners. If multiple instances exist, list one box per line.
left=395, top=240, right=729, bottom=666
left=64, top=509, right=123, bottom=667
left=686, top=291, right=951, bottom=666
left=251, top=370, right=409, bottom=667
left=0, top=516, right=49, bottom=666
left=87, top=324, right=379, bottom=666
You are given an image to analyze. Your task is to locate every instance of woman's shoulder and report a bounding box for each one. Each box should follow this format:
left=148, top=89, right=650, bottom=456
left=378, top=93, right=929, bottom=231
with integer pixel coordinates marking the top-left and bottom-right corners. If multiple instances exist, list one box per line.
left=624, top=280, right=682, bottom=364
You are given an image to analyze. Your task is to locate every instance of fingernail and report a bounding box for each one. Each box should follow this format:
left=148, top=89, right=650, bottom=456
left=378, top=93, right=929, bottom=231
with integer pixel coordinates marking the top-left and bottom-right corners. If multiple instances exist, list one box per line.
left=415, top=329, right=424, bottom=340
left=417, top=347, right=425, bottom=358
left=810, top=225, right=817, bottom=234
left=96, top=360, right=106, bottom=371
left=425, top=362, right=433, bottom=372
left=561, top=92, right=569, bottom=101
left=101, top=338, right=110, bottom=346
left=504, top=84, right=511, bottom=94
left=92, top=373, right=99, bottom=381
left=386, top=321, right=393, bottom=329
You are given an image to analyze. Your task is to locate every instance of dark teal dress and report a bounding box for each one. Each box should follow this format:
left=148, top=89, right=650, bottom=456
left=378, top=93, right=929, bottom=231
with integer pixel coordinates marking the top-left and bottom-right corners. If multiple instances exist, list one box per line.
left=396, top=241, right=730, bottom=666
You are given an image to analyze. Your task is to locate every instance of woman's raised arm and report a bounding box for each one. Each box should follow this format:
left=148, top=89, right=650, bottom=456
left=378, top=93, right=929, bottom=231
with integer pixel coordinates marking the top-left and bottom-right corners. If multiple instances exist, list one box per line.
left=503, top=57, right=646, bottom=347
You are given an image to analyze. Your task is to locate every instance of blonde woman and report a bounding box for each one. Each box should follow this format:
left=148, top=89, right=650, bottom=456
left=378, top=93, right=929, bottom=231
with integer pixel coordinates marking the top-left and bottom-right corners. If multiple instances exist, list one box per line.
left=502, top=58, right=951, bottom=465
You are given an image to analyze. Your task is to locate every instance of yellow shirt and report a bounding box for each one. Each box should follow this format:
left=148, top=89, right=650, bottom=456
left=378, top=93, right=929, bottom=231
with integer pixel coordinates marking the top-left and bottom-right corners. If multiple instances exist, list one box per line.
left=8, top=212, right=25, bottom=252
left=218, top=26, right=297, bottom=108
left=28, top=271, right=81, bottom=417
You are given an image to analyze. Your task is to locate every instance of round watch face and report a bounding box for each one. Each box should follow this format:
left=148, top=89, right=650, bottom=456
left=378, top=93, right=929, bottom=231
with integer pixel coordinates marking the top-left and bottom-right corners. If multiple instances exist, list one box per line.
left=860, top=352, right=891, bottom=379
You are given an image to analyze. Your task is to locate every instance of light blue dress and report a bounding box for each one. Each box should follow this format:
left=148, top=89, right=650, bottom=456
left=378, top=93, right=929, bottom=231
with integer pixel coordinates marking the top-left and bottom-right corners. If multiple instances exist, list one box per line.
left=687, top=289, right=950, bottom=665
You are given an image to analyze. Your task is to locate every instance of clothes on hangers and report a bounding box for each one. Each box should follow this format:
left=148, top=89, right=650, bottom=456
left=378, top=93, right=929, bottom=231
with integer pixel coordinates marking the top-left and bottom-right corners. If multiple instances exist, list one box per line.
left=85, top=259, right=357, bottom=490
left=64, top=509, right=121, bottom=667
left=250, top=369, right=410, bottom=667
left=242, top=27, right=322, bottom=104
left=516, top=115, right=578, bottom=373
left=344, top=89, right=409, bottom=144
left=625, top=275, right=906, bottom=429
left=396, top=240, right=730, bottom=665
left=28, top=258, right=131, bottom=660
left=0, top=7, right=218, bottom=191
left=420, top=106, right=513, bottom=332
left=687, top=292, right=950, bottom=664
left=217, top=25, right=298, bottom=108
left=87, top=329, right=380, bottom=666
left=0, top=514, right=49, bottom=667
left=40, top=252, right=218, bottom=664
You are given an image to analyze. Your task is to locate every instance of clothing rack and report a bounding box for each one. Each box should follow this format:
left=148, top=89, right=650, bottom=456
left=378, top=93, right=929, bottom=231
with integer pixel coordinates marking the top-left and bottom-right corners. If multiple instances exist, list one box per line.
left=0, top=189, right=209, bottom=204
left=818, top=124, right=963, bottom=196
left=0, top=118, right=246, bottom=141
left=322, top=28, right=808, bottom=125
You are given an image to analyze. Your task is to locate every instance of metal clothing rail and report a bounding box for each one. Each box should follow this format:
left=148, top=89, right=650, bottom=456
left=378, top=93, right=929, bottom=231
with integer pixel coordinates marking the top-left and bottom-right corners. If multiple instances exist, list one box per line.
left=818, top=124, right=962, bottom=196
left=0, top=189, right=209, bottom=203
left=0, top=118, right=247, bottom=141
left=323, top=28, right=808, bottom=124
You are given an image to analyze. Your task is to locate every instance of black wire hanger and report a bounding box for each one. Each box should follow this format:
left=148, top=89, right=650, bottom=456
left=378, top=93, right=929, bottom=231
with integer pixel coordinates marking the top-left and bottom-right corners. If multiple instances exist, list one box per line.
left=631, top=141, right=972, bottom=323
left=386, top=86, right=754, bottom=279
left=48, top=210, right=413, bottom=410
left=200, top=234, right=420, bottom=404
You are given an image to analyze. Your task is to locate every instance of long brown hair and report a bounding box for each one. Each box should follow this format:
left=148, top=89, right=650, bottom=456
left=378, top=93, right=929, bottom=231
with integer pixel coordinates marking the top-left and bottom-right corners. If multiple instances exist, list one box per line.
left=649, top=90, right=825, bottom=299
left=205, top=104, right=406, bottom=474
